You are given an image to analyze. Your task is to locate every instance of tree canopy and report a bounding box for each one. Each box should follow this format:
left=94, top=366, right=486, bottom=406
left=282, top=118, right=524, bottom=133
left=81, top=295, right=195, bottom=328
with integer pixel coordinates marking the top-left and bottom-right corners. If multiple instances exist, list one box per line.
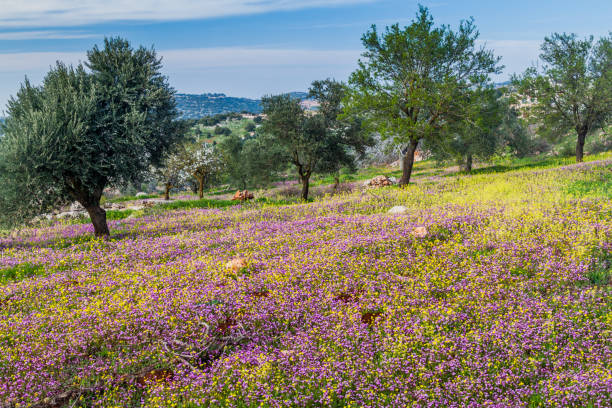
left=512, top=32, right=612, bottom=162
left=343, top=5, right=502, bottom=184
left=261, top=79, right=371, bottom=200
left=0, top=37, right=184, bottom=236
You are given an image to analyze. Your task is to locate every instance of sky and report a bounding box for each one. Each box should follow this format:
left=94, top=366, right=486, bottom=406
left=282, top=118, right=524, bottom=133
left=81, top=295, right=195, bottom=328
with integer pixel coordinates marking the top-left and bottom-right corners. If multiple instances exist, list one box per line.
left=0, top=0, right=611, bottom=112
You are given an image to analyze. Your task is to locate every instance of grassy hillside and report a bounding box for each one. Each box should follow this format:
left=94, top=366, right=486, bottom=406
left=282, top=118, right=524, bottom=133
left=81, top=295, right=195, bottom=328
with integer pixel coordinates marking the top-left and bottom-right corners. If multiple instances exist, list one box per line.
left=0, top=156, right=610, bottom=407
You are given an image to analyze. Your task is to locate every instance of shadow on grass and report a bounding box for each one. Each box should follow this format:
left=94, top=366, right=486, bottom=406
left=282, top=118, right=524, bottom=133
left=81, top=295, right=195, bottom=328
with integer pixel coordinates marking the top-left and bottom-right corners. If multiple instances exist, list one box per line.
left=454, top=156, right=582, bottom=177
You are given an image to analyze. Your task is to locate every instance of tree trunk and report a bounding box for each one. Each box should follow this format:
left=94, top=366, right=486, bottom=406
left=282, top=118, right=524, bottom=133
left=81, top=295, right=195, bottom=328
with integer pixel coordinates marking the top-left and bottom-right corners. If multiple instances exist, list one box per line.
left=576, top=129, right=587, bottom=162
left=464, top=154, right=473, bottom=173
left=164, top=184, right=171, bottom=200
left=332, top=174, right=340, bottom=191
left=84, top=204, right=109, bottom=238
left=399, top=139, right=419, bottom=186
left=198, top=178, right=204, bottom=199
left=300, top=175, right=310, bottom=201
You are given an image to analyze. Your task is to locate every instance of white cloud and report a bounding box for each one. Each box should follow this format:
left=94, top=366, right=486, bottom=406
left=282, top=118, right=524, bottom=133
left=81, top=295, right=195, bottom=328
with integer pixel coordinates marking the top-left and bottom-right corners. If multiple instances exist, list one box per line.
left=0, top=0, right=375, bottom=28
left=0, top=30, right=98, bottom=40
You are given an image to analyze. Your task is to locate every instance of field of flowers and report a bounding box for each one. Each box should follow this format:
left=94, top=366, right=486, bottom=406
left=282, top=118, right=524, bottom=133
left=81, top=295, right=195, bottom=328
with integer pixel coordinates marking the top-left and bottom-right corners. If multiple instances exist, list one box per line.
left=1, top=158, right=611, bottom=407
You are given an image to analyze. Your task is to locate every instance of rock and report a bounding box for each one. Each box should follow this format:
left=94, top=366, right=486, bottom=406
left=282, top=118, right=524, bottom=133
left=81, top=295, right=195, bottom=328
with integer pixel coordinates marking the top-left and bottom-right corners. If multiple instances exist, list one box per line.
left=411, top=226, right=428, bottom=238
left=69, top=202, right=84, bottom=211
left=225, top=258, right=248, bottom=272
left=135, top=192, right=148, bottom=198
left=388, top=206, right=408, bottom=214
left=103, top=202, right=125, bottom=210
left=388, top=176, right=399, bottom=184
left=368, top=175, right=394, bottom=187
left=232, top=190, right=254, bottom=201
left=390, top=159, right=401, bottom=168
left=56, top=211, right=83, bottom=219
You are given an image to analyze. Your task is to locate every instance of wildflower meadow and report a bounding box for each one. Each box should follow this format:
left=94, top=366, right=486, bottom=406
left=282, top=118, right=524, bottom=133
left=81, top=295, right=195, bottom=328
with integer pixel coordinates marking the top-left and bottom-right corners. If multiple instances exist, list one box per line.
left=1, top=158, right=611, bottom=407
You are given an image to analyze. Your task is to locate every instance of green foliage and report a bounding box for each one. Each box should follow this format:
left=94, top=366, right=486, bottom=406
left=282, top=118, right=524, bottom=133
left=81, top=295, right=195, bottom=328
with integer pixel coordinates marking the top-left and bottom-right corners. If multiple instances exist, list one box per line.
left=0, top=263, right=46, bottom=283
left=214, top=126, right=232, bottom=136
left=109, top=194, right=159, bottom=203
left=198, top=113, right=243, bottom=127
left=585, top=246, right=611, bottom=286
left=427, top=88, right=506, bottom=171
left=217, top=133, right=280, bottom=190
left=261, top=79, right=372, bottom=200
left=343, top=5, right=502, bottom=184
left=565, top=166, right=612, bottom=199
left=156, top=198, right=237, bottom=210
left=0, top=37, right=184, bottom=236
left=513, top=32, right=612, bottom=162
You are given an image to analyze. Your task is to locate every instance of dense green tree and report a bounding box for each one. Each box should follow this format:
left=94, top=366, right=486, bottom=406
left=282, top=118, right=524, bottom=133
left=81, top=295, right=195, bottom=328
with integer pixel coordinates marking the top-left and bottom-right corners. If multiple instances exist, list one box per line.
left=245, top=122, right=256, bottom=132
left=217, top=133, right=280, bottom=190
left=262, top=80, right=370, bottom=200
left=343, top=5, right=501, bottom=185
left=512, top=32, right=612, bottom=162
left=308, top=79, right=373, bottom=188
left=427, top=88, right=504, bottom=172
left=0, top=38, right=183, bottom=236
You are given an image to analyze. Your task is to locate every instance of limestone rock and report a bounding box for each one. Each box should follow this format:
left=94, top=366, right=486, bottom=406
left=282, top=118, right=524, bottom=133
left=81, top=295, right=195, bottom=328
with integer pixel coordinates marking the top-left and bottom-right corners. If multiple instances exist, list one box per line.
left=388, top=206, right=408, bottom=215
left=412, top=226, right=428, bottom=238
left=225, top=258, right=248, bottom=272
left=368, top=175, right=394, bottom=187
left=232, top=190, right=254, bottom=201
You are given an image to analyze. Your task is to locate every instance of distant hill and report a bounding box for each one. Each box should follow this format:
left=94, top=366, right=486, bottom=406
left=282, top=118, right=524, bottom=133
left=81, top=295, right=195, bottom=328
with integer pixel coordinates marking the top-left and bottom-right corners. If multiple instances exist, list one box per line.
left=175, top=92, right=315, bottom=119
left=175, top=93, right=262, bottom=119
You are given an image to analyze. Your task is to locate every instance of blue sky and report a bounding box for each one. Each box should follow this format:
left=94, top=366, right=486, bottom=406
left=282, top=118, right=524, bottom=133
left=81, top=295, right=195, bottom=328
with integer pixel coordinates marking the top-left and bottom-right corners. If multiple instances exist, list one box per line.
left=1, top=0, right=611, bottom=112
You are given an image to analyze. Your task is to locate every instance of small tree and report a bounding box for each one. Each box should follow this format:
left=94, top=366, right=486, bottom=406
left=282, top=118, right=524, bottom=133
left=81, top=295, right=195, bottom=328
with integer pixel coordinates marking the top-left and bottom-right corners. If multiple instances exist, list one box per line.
left=512, top=32, right=612, bottom=162
left=343, top=6, right=501, bottom=185
left=153, top=149, right=188, bottom=200
left=262, top=80, right=370, bottom=200
left=182, top=143, right=223, bottom=198
left=309, top=79, right=373, bottom=188
left=0, top=38, right=183, bottom=236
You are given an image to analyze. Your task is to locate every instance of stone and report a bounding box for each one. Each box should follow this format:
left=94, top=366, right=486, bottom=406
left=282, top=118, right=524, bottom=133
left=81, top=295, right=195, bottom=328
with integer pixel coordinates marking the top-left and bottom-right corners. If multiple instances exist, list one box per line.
left=135, top=192, right=148, bottom=198
left=412, top=226, right=428, bottom=238
left=388, top=205, right=408, bottom=214
left=69, top=202, right=84, bottom=211
left=368, top=175, right=394, bottom=187
left=225, top=257, right=248, bottom=272
left=232, top=190, right=254, bottom=201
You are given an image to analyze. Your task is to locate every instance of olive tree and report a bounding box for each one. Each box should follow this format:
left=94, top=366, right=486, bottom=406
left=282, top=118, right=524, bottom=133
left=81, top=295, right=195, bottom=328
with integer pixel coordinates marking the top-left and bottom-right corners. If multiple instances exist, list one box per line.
left=261, top=79, right=371, bottom=200
left=343, top=6, right=502, bottom=184
left=513, top=32, right=612, bottom=162
left=0, top=38, right=183, bottom=236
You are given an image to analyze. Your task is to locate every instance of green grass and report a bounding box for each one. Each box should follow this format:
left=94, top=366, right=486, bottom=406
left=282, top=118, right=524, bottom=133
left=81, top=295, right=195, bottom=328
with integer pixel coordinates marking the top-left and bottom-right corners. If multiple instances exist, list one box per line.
left=467, top=151, right=612, bottom=176
left=585, top=247, right=611, bottom=286
left=108, top=194, right=159, bottom=203
left=156, top=197, right=239, bottom=211
left=106, top=209, right=143, bottom=220
left=0, top=262, right=46, bottom=283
